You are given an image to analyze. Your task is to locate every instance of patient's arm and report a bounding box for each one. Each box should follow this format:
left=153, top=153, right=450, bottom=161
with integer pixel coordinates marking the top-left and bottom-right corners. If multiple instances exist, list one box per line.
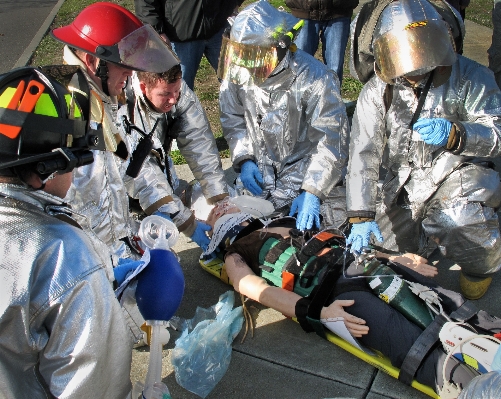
left=225, top=253, right=369, bottom=337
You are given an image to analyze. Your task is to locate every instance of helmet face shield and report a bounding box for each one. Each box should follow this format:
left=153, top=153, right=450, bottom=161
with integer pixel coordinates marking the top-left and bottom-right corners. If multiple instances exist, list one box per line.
left=116, top=25, right=180, bottom=72
left=217, top=35, right=279, bottom=86
left=373, top=0, right=457, bottom=83
left=373, top=19, right=457, bottom=82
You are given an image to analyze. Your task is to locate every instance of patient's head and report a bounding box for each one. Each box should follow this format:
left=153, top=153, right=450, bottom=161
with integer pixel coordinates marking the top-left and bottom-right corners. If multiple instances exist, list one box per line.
left=206, top=197, right=241, bottom=232
left=202, top=198, right=255, bottom=256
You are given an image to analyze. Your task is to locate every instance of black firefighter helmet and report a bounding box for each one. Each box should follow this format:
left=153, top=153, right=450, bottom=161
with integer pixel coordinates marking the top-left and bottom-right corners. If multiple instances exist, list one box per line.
left=0, top=65, right=104, bottom=179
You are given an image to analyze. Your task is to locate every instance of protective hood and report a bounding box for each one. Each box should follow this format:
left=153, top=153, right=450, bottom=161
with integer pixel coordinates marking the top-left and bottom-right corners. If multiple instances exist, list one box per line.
left=230, top=0, right=299, bottom=46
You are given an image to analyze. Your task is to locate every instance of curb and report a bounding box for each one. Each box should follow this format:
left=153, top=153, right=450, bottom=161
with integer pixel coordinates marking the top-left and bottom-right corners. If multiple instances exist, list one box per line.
left=13, top=0, right=66, bottom=69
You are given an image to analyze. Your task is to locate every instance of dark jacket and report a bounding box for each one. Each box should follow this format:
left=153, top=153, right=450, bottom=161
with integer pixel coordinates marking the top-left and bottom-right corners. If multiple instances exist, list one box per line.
left=285, top=0, right=359, bottom=20
left=445, top=0, right=470, bottom=13
left=135, top=0, right=243, bottom=42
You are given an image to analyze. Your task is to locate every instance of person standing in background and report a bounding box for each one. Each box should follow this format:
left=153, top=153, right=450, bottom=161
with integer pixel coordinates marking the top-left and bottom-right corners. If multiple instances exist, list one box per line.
left=135, top=0, right=244, bottom=90
left=446, top=0, right=469, bottom=19
left=488, top=0, right=501, bottom=88
left=285, top=0, right=359, bottom=82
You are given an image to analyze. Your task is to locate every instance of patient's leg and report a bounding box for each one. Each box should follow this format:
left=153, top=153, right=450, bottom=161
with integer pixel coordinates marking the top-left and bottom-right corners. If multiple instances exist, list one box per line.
left=335, top=291, right=478, bottom=390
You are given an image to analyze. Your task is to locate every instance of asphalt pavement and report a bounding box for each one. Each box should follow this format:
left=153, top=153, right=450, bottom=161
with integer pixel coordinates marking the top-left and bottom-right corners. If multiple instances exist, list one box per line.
left=0, top=0, right=64, bottom=74
left=7, top=1, right=499, bottom=398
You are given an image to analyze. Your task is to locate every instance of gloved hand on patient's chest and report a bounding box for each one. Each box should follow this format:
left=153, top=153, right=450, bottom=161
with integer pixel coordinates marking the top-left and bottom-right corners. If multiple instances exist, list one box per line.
left=346, top=221, right=384, bottom=253
left=289, top=191, right=321, bottom=231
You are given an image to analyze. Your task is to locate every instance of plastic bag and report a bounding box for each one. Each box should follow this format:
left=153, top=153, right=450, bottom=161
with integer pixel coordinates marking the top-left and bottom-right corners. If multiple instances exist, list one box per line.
left=457, top=371, right=501, bottom=399
left=171, top=291, right=244, bottom=398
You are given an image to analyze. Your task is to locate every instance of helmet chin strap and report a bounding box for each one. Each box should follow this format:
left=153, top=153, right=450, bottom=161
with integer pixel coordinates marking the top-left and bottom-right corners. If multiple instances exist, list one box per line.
left=95, top=59, right=110, bottom=96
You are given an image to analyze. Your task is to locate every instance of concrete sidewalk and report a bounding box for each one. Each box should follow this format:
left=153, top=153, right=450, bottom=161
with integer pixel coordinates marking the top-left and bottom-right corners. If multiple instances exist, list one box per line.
left=129, top=16, right=499, bottom=399
left=132, top=162, right=501, bottom=399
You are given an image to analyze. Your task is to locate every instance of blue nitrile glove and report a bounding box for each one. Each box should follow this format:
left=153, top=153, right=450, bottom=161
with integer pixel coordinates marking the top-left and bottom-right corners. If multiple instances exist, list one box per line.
left=190, top=221, right=212, bottom=251
left=289, top=191, right=321, bottom=231
left=413, top=118, right=452, bottom=146
left=346, top=221, right=384, bottom=254
left=114, top=258, right=144, bottom=286
left=153, top=210, right=172, bottom=222
left=240, top=160, right=263, bottom=196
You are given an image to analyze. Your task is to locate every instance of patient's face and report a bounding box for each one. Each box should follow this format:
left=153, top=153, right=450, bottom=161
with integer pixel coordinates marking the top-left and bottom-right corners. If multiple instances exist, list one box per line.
left=206, top=199, right=240, bottom=231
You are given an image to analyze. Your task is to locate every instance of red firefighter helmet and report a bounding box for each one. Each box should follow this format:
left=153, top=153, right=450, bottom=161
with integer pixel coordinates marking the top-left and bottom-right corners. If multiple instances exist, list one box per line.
left=52, top=3, right=141, bottom=65
left=51, top=2, right=179, bottom=73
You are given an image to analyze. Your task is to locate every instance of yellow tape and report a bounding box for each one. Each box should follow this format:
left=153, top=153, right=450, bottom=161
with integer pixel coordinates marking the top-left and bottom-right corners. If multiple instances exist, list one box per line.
left=462, top=354, right=479, bottom=371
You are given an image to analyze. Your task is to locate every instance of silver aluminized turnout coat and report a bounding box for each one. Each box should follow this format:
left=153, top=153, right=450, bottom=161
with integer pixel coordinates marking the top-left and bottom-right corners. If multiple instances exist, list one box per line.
left=346, top=56, right=501, bottom=275
left=0, top=183, right=133, bottom=398
left=118, top=74, right=228, bottom=235
left=61, top=48, right=158, bottom=341
left=220, top=48, right=349, bottom=226
left=63, top=47, right=138, bottom=262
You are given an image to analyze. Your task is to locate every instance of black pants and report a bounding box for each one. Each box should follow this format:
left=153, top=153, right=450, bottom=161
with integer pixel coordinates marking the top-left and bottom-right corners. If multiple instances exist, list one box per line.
left=334, top=289, right=479, bottom=391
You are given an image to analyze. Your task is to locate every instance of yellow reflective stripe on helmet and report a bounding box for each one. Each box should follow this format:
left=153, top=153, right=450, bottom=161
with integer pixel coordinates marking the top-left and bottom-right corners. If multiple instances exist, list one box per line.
left=0, top=87, right=18, bottom=109
left=0, top=86, right=78, bottom=120
left=34, top=93, right=58, bottom=117
left=64, top=93, right=82, bottom=119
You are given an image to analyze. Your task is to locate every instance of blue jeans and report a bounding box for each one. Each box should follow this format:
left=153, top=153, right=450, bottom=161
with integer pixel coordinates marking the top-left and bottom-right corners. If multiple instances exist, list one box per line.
left=171, top=24, right=228, bottom=90
left=489, top=0, right=501, bottom=87
left=294, top=17, right=351, bottom=82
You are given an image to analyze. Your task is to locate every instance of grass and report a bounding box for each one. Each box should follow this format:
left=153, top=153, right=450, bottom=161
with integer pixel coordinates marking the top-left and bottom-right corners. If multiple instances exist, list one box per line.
left=466, top=0, right=494, bottom=29
left=29, top=0, right=493, bottom=164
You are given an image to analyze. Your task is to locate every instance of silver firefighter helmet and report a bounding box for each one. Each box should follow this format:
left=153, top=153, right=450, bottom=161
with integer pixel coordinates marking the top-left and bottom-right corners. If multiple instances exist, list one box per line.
left=373, top=0, right=457, bottom=83
left=217, top=0, right=300, bottom=86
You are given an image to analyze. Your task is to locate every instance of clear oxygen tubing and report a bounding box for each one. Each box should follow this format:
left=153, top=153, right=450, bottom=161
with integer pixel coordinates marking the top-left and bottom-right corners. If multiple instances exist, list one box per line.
left=143, top=320, right=171, bottom=399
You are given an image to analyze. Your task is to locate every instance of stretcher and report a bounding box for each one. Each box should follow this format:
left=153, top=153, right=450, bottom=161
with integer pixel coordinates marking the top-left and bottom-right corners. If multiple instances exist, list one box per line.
left=199, top=255, right=438, bottom=399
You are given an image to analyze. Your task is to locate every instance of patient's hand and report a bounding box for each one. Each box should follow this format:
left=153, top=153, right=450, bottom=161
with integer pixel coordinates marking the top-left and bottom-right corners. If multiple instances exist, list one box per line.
left=388, top=253, right=438, bottom=277
left=321, top=300, right=369, bottom=338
